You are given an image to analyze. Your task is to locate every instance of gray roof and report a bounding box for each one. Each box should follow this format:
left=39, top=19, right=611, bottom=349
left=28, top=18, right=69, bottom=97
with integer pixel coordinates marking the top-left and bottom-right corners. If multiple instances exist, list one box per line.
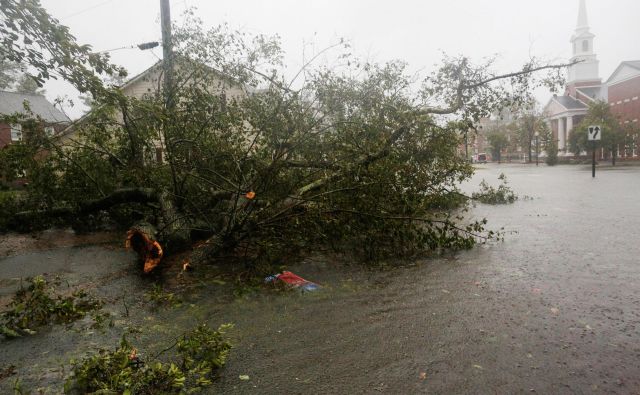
left=624, top=60, right=640, bottom=70
left=553, top=95, right=587, bottom=110
left=0, top=91, right=70, bottom=123
left=575, top=87, right=602, bottom=100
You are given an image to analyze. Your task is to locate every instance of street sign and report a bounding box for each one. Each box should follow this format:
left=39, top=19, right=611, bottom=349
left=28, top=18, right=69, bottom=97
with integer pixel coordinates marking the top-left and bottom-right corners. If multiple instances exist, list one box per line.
left=587, top=125, right=602, bottom=178
left=587, top=125, right=602, bottom=141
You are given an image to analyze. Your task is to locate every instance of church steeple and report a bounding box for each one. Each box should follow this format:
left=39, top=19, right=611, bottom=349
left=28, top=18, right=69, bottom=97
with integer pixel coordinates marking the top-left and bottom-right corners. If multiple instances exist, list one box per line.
left=567, top=0, right=599, bottom=85
left=576, top=0, right=589, bottom=32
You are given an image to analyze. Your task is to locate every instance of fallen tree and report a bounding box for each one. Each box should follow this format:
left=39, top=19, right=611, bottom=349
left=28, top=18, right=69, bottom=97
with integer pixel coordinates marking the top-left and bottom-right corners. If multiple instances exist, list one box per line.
left=0, top=4, right=568, bottom=271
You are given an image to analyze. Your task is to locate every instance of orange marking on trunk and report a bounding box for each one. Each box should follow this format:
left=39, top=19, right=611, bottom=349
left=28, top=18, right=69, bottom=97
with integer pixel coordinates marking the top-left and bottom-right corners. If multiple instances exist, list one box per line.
left=126, top=229, right=164, bottom=273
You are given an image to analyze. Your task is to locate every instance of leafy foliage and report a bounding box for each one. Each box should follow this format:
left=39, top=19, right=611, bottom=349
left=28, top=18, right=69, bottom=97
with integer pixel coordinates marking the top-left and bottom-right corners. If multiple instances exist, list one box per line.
left=516, top=112, right=550, bottom=163
left=0, top=190, right=21, bottom=231
left=486, top=131, right=509, bottom=163
left=0, top=276, right=103, bottom=338
left=0, top=55, right=21, bottom=89
left=0, top=0, right=126, bottom=95
left=144, top=284, right=181, bottom=309
left=544, top=129, right=558, bottom=166
left=64, top=323, right=233, bottom=394
left=472, top=173, right=518, bottom=204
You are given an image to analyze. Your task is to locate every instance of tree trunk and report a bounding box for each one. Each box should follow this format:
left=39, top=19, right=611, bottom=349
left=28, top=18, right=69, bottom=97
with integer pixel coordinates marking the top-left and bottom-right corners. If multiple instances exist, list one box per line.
left=126, top=222, right=163, bottom=273
left=612, top=145, right=617, bottom=166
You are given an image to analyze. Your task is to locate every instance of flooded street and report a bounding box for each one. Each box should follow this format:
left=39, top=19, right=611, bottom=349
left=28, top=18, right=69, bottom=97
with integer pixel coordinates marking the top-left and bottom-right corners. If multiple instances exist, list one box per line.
left=2, top=164, right=640, bottom=394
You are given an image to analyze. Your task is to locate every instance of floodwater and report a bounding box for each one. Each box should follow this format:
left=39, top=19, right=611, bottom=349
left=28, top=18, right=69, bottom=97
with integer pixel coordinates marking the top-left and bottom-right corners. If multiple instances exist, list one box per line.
left=1, top=164, right=640, bottom=394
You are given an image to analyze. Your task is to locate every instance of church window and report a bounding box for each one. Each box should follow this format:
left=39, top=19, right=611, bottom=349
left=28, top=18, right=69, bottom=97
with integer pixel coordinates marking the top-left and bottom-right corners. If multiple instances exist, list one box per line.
left=582, top=40, right=589, bottom=52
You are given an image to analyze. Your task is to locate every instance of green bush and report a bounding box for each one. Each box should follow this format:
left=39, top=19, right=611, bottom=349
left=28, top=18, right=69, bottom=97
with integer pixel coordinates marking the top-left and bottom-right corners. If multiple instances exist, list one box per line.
left=0, top=190, right=20, bottom=232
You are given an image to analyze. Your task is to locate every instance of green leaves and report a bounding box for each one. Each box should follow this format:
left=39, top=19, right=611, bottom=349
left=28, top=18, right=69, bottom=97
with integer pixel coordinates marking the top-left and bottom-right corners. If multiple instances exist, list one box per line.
left=0, top=276, right=103, bottom=339
left=472, top=174, right=518, bottom=205
left=64, top=324, right=233, bottom=394
left=0, top=0, right=126, bottom=96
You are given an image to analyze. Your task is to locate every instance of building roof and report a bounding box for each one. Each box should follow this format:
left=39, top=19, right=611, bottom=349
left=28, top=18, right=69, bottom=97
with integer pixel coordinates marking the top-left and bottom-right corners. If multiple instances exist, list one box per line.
left=624, top=60, right=640, bottom=70
left=118, top=60, right=163, bottom=92
left=575, top=87, right=602, bottom=101
left=0, top=91, right=70, bottom=123
left=605, top=60, right=640, bottom=84
left=553, top=95, right=588, bottom=110
left=118, top=58, right=248, bottom=93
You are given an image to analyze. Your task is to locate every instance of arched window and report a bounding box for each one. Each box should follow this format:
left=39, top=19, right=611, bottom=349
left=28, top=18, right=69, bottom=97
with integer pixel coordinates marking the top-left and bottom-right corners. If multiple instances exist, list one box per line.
left=582, top=40, right=589, bottom=52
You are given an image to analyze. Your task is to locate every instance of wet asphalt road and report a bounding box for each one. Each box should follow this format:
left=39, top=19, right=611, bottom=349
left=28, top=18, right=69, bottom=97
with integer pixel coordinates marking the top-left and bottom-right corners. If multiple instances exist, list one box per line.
left=1, top=164, right=640, bottom=394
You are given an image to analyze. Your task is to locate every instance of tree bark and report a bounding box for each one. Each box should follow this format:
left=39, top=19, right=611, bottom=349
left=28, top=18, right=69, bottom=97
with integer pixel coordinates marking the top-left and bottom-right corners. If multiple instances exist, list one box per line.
left=126, top=222, right=163, bottom=273
left=612, top=145, right=617, bottom=166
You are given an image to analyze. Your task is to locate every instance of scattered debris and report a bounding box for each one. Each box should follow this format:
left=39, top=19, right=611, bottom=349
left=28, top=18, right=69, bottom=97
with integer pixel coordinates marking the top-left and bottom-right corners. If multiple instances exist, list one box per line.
left=239, top=375, right=250, bottom=381
left=144, top=284, right=181, bottom=308
left=0, top=365, right=16, bottom=381
left=419, top=372, right=427, bottom=380
left=0, top=276, right=102, bottom=339
left=472, top=173, right=518, bottom=204
left=265, top=271, right=320, bottom=292
left=65, top=323, right=233, bottom=394
left=550, top=308, right=559, bottom=315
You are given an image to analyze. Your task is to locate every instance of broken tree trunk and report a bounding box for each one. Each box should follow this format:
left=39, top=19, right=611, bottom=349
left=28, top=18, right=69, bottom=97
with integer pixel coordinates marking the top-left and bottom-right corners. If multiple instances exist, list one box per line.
left=126, top=222, right=163, bottom=273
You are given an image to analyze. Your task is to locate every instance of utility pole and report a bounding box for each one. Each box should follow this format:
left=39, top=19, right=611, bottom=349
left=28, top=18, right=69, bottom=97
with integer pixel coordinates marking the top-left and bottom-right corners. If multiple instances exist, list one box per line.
left=160, top=0, right=173, bottom=109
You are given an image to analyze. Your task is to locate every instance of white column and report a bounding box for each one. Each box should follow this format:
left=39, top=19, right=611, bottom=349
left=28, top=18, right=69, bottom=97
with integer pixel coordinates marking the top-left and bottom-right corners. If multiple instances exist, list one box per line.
left=558, top=117, right=566, bottom=150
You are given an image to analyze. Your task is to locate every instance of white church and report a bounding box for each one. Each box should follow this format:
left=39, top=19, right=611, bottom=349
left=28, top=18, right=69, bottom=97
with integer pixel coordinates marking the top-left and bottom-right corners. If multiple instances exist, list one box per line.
left=544, top=0, right=640, bottom=157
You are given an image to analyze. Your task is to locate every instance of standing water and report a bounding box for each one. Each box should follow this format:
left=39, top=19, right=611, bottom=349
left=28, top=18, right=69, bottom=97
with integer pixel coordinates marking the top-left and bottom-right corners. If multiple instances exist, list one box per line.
left=1, top=164, right=640, bottom=393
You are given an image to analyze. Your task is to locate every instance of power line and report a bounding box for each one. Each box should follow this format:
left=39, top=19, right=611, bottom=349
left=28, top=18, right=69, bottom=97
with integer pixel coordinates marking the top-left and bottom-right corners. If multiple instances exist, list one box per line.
left=59, top=0, right=115, bottom=20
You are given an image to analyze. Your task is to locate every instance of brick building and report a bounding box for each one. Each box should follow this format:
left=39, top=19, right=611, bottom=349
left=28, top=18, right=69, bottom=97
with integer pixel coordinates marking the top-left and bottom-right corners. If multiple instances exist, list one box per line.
left=607, top=61, right=640, bottom=125
left=544, top=0, right=640, bottom=159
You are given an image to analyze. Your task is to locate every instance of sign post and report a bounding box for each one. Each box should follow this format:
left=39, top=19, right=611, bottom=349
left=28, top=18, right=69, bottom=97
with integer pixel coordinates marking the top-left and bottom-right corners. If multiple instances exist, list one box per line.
left=587, top=125, right=602, bottom=178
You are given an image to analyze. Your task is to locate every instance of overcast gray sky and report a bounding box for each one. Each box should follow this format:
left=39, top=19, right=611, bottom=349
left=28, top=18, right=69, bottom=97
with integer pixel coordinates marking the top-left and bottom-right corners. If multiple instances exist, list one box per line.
left=39, top=0, right=640, bottom=119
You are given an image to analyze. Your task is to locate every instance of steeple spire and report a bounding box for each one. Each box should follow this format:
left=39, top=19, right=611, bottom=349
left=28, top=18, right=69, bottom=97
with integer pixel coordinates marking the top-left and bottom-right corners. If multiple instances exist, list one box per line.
left=576, top=0, right=589, bottom=31
left=567, top=0, right=599, bottom=84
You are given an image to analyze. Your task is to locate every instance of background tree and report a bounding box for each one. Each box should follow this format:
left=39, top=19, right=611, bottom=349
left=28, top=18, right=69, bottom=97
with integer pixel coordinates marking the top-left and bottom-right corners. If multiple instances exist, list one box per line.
left=0, top=56, right=21, bottom=89
left=542, top=128, right=558, bottom=166
left=516, top=112, right=548, bottom=163
left=570, top=101, right=628, bottom=165
left=486, top=130, right=509, bottom=163
left=14, top=74, right=45, bottom=94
